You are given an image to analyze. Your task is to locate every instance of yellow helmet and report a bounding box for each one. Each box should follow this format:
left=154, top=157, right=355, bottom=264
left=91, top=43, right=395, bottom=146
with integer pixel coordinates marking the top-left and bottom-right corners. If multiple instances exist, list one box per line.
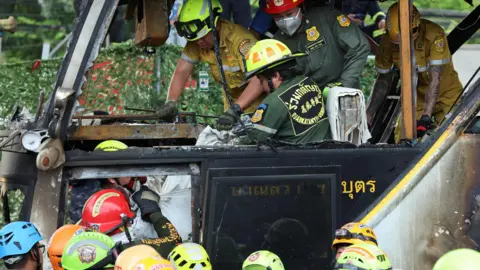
left=114, top=245, right=162, bottom=269
left=242, top=250, right=285, bottom=270
left=245, top=39, right=305, bottom=79
left=168, top=243, right=212, bottom=270
left=334, top=243, right=392, bottom=270
left=175, top=0, right=223, bottom=41
left=331, top=222, right=378, bottom=249
left=131, top=257, right=174, bottom=270
left=433, top=249, right=480, bottom=270
left=386, top=2, right=421, bottom=44
left=94, top=140, right=127, bottom=151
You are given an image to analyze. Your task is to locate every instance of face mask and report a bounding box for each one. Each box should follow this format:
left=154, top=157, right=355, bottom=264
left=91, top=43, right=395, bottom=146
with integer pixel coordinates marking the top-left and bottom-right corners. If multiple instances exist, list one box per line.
left=275, top=9, right=302, bottom=36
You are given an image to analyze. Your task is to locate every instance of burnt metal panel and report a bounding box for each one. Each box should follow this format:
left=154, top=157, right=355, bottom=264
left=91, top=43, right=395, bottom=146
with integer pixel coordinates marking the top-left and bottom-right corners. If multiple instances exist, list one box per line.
left=69, top=123, right=204, bottom=140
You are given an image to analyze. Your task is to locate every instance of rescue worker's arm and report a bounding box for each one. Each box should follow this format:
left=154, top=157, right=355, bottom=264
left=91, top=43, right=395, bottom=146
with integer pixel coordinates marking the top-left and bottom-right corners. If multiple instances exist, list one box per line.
left=367, top=35, right=394, bottom=124
left=423, top=31, right=450, bottom=117
left=332, top=9, right=370, bottom=88
left=167, top=58, right=195, bottom=102
left=247, top=101, right=288, bottom=142
left=366, top=1, right=386, bottom=29
left=236, top=76, right=264, bottom=111
left=119, top=212, right=182, bottom=258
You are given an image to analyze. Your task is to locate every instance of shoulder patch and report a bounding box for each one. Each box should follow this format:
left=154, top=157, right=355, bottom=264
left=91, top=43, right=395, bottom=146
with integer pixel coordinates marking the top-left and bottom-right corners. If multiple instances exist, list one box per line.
left=251, top=104, right=268, bottom=123
left=306, top=26, right=320, bottom=42
left=337, top=14, right=350, bottom=27
left=434, top=37, right=445, bottom=53
left=238, top=39, right=254, bottom=57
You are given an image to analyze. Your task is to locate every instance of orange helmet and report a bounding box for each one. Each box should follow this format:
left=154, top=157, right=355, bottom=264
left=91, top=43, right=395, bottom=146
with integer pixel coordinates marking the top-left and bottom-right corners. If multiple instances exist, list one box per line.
left=264, top=0, right=304, bottom=15
left=331, top=222, right=378, bottom=249
left=47, top=225, right=88, bottom=270
left=80, top=189, right=134, bottom=234
left=114, top=245, right=172, bottom=269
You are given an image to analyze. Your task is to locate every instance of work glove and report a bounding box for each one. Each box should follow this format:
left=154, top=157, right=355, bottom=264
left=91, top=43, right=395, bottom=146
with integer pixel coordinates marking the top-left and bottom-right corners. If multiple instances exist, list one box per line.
left=156, top=100, right=178, bottom=120
left=132, top=185, right=161, bottom=222
left=416, top=114, right=433, bottom=138
left=216, top=104, right=242, bottom=131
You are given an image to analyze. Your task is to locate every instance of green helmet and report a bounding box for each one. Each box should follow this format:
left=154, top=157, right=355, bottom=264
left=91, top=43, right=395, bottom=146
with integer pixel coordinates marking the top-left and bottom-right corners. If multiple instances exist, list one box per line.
left=61, top=232, right=115, bottom=270
left=334, top=243, right=392, bottom=270
left=433, top=248, right=480, bottom=270
left=175, top=0, right=223, bottom=41
left=242, top=250, right=285, bottom=270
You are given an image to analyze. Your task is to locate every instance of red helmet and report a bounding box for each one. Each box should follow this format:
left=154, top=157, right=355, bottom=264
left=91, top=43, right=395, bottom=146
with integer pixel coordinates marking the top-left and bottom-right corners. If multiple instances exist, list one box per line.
left=80, top=189, right=134, bottom=234
left=264, top=0, right=304, bottom=14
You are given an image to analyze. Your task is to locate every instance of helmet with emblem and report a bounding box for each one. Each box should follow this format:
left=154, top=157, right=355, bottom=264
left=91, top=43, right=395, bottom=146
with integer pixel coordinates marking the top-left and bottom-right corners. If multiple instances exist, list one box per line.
left=242, top=250, right=285, bottom=270
left=332, top=222, right=377, bottom=249
left=264, top=0, right=304, bottom=14
left=245, top=39, right=305, bottom=80
left=80, top=189, right=134, bottom=234
left=334, top=243, right=392, bottom=270
left=48, top=225, right=89, bottom=270
left=61, top=232, right=116, bottom=270
left=386, top=2, right=421, bottom=44
left=114, top=245, right=169, bottom=269
left=168, top=242, right=212, bottom=270
left=94, top=140, right=128, bottom=152
left=175, top=0, right=223, bottom=41
left=433, top=248, right=480, bottom=270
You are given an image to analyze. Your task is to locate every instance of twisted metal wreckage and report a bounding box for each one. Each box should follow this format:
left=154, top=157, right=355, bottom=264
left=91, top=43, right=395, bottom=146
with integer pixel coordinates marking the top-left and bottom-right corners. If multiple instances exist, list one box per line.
left=0, top=0, right=479, bottom=269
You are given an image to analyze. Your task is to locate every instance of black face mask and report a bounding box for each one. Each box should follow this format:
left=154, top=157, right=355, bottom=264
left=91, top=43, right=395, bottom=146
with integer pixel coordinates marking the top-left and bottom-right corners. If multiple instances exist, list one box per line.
left=267, top=78, right=275, bottom=93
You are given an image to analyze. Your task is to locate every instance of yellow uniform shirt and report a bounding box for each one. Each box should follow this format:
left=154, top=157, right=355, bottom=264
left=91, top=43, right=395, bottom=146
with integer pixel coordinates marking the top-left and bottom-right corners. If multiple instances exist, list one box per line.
left=375, top=19, right=462, bottom=120
left=181, top=19, right=265, bottom=113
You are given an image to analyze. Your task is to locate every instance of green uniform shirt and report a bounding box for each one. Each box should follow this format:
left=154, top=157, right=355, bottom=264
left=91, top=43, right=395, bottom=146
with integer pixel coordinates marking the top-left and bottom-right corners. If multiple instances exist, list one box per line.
left=248, top=75, right=331, bottom=144
left=275, top=6, right=370, bottom=88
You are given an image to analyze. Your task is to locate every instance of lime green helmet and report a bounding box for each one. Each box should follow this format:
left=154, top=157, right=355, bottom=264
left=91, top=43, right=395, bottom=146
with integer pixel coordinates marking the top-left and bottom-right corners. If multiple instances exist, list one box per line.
left=242, top=250, right=285, bottom=270
left=61, top=232, right=116, bottom=270
left=94, top=140, right=127, bottom=152
left=175, top=0, right=223, bottom=41
left=433, top=248, right=480, bottom=270
left=334, top=243, right=392, bottom=270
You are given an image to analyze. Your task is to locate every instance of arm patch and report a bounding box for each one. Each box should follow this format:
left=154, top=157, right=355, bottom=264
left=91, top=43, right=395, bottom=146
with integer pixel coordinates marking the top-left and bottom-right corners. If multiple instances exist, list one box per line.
left=238, top=39, right=254, bottom=57
left=251, top=104, right=268, bottom=123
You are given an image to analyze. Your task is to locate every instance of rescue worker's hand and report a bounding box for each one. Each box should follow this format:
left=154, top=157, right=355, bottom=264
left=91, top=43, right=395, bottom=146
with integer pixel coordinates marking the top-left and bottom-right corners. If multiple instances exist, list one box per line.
left=156, top=100, right=178, bottom=120
left=417, top=115, right=433, bottom=138
left=347, top=14, right=363, bottom=25
left=132, top=185, right=161, bottom=222
left=378, top=19, right=386, bottom=30
left=216, top=104, right=243, bottom=131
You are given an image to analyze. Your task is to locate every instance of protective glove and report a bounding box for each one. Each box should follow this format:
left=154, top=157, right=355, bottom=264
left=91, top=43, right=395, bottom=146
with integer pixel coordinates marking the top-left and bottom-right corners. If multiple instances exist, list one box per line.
left=156, top=100, right=178, bottom=120
left=216, top=104, right=242, bottom=131
left=416, top=114, right=433, bottom=138
left=132, top=185, right=161, bottom=222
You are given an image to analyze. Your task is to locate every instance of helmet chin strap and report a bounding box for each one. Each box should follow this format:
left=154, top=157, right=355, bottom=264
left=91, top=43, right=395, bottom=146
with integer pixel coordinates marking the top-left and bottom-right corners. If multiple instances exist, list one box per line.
left=267, top=78, right=275, bottom=92
left=33, top=246, right=41, bottom=270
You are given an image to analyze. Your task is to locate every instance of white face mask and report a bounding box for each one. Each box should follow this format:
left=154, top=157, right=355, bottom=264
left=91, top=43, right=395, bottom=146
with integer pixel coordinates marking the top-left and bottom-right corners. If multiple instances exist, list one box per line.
left=274, top=9, right=302, bottom=36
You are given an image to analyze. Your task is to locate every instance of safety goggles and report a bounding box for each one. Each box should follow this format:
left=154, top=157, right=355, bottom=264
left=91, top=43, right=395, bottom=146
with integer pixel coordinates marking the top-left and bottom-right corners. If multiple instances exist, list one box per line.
left=334, top=229, right=378, bottom=245
left=175, top=19, right=211, bottom=41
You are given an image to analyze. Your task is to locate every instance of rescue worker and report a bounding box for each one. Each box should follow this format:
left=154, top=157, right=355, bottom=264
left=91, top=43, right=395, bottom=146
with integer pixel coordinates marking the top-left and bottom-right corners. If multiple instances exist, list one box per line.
left=433, top=248, right=480, bottom=270
left=334, top=243, right=392, bottom=270
left=0, top=221, right=44, bottom=270
left=366, top=3, right=463, bottom=142
left=219, top=0, right=370, bottom=131
left=156, top=0, right=265, bottom=123
left=80, top=187, right=182, bottom=259
left=239, top=39, right=330, bottom=143
left=265, top=0, right=369, bottom=89
left=342, top=0, right=386, bottom=43
left=69, top=140, right=134, bottom=223
left=114, top=245, right=174, bottom=269
left=47, top=224, right=89, bottom=270
left=60, top=232, right=116, bottom=270
left=242, top=250, right=285, bottom=270
left=332, top=222, right=378, bottom=259
left=168, top=243, right=212, bottom=269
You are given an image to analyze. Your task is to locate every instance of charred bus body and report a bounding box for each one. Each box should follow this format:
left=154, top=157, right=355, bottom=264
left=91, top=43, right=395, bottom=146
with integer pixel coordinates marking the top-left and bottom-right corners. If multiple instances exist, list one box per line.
left=0, top=0, right=479, bottom=269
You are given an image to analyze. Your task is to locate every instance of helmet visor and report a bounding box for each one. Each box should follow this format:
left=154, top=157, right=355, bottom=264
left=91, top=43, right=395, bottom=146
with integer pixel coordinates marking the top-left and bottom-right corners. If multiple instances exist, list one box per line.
left=175, top=19, right=210, bottom=41
left=334, top=229, right=377, bottom=245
